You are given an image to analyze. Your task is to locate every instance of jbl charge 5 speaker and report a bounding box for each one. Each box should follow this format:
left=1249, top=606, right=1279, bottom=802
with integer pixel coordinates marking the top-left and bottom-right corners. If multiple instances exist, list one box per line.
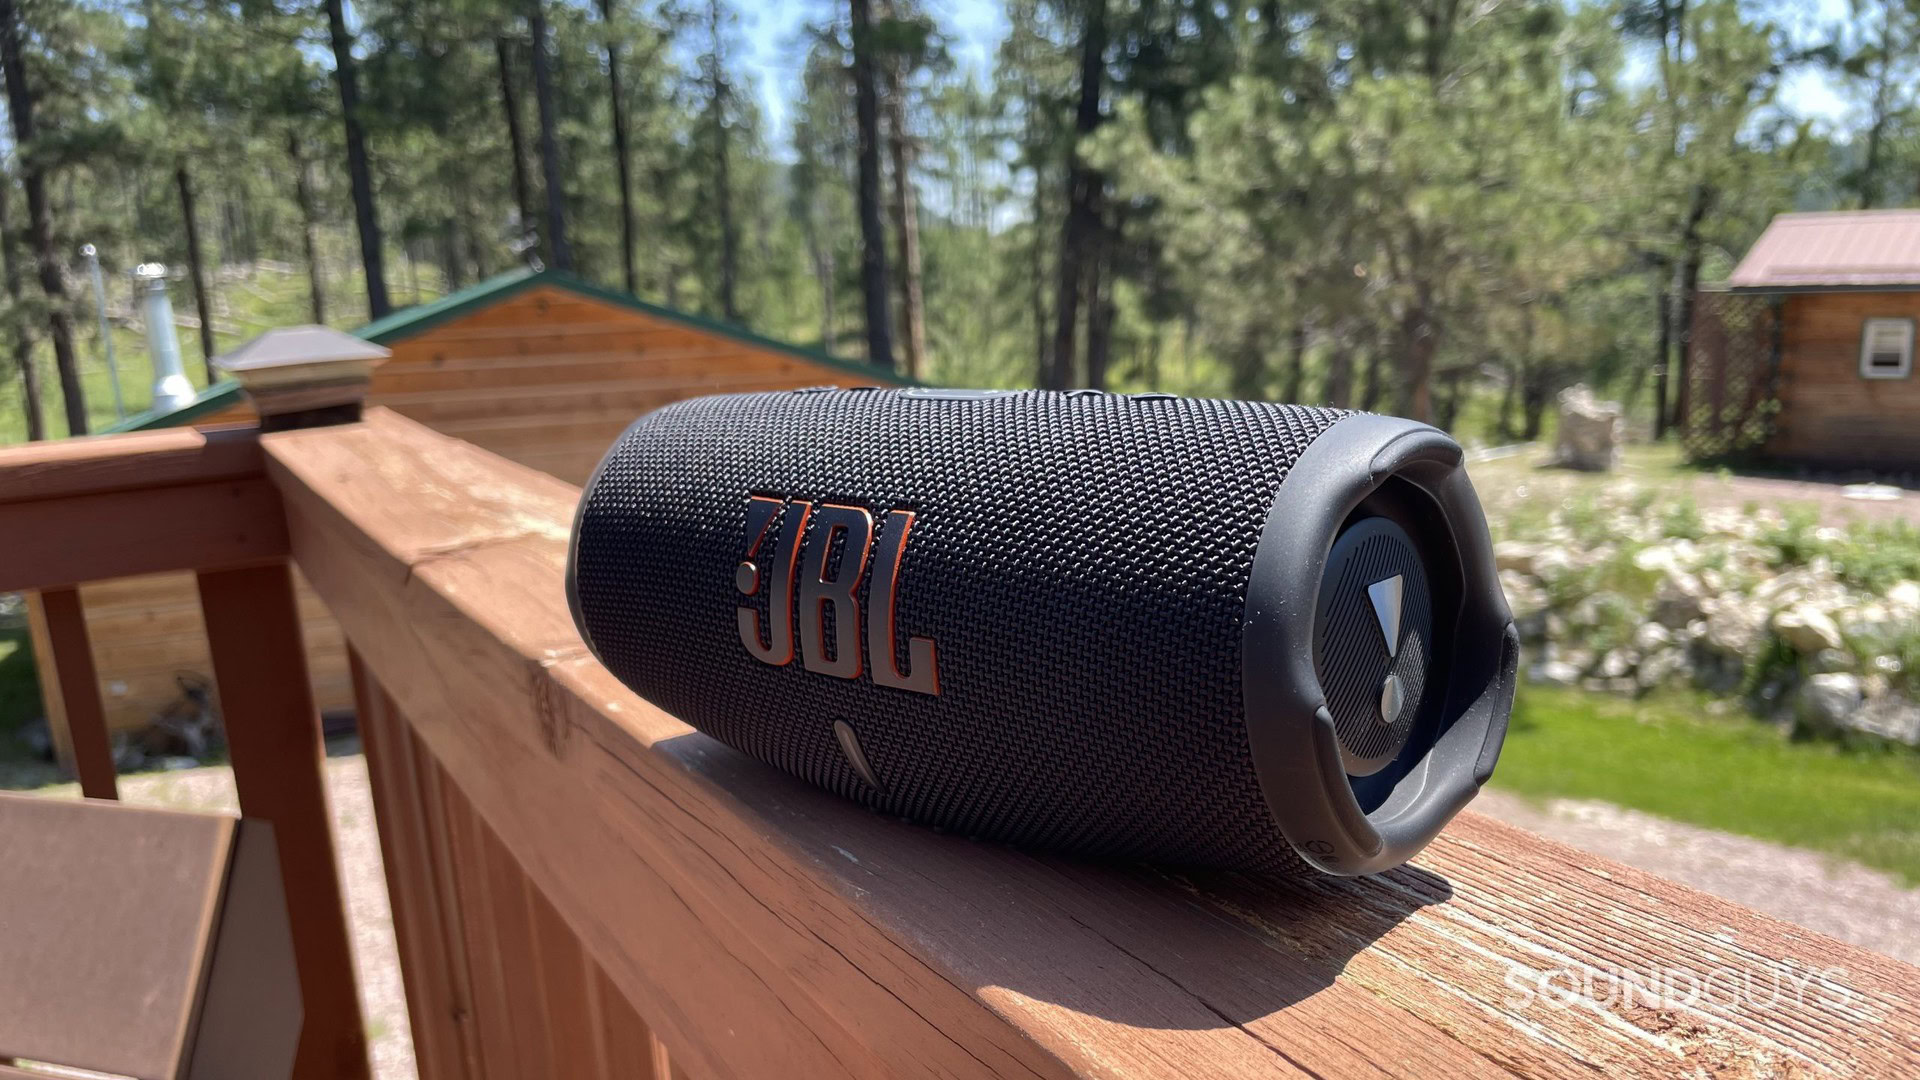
left=567, top=388, right=1516, bottom=875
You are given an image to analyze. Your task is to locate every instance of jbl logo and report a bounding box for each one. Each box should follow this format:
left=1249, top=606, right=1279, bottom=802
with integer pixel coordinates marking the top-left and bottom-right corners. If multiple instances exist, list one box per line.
left=735, top=496, right=940, bottom=695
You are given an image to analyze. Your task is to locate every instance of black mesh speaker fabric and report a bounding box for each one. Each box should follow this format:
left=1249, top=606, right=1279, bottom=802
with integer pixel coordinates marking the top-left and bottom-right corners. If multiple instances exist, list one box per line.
left=571, top=388, right=1349, bottom=872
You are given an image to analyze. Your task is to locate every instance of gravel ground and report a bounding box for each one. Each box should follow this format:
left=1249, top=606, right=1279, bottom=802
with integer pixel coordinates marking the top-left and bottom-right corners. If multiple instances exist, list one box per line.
left=41, top=747, right=420, bottom=1080
left=29, top=752, right=1915, bottom=1080
left=1473, top=788, right=1920, bottom=967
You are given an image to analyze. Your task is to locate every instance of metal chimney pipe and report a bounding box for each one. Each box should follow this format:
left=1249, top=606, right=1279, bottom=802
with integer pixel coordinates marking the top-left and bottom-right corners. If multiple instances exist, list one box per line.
left=134, top=263, right=195, bottom=410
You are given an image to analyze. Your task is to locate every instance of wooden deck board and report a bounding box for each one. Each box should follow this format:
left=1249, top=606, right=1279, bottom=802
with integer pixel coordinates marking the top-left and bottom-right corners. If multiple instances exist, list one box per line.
left=263, top=408, right=1920, bottom=1079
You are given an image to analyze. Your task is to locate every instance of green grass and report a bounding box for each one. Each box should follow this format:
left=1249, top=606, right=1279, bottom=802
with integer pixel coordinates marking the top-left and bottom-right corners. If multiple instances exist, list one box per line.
left=1494, top=685, right=1920, bottom=884
left=0, top=624, right=39, bottom=735
left=0, top=623, right=60, bottom=788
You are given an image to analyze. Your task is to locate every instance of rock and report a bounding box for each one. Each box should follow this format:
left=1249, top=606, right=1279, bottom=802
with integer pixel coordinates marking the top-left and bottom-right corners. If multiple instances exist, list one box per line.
left=1633, top=622, right=1673, bottom=653
left=15, top=716, right=52, bottom=761
left=1551, top=384, right=1624, bottom=471
left=1557, top=647, right=1595, bottom=674
left=1499, top=570, right=1548, bottom=618
left=1651, top=573, right=1707, bottom=628
left=1529, top=659, right=1582, bottom=687
left=1637, top=647, right=1688, bottom=689
left=1633, top=542, right=1698, bottom=576
left=1811, top=648, right=1857, bottom=674
left=1702, top=601, right=1764, bottom=655
left=1531, top=548, right=1579, bottom=581
left=1851, top=695, right=1920, bottom=746
left=1495, top=541, right=1544, bottom=576
left=1795, top=673, right=1864, bottom=734
left=1569, top=597, right=1603, bottom=630
left=1598, top=649, right=1635, bottom=679
left=1773, top=604, right=1844, bottom=655
left=1888, top=581, right=1920, bottom=612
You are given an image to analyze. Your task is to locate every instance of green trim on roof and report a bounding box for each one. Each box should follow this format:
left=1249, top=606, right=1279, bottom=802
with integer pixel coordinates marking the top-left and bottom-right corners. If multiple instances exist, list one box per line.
left=100, top=267, right=917, bottom=432
left=100, top=379, right=244, bottom=433
left=352, top=266, right=544, bottom=344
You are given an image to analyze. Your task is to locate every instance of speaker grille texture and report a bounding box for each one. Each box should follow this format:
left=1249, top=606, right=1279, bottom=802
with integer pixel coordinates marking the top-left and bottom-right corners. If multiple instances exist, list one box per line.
left=1314, top=524, right=1433, bottom=771
left=572, top=389, right=1347, bottom=871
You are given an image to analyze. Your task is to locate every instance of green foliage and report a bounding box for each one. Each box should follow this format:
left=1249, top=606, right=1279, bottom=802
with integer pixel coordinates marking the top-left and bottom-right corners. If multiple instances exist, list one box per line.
left=1828, top=518, right=1920, bottom=593
left=1760, top=505, right=1826, bottom=568
left=0, top=0, right=1900, bottom=445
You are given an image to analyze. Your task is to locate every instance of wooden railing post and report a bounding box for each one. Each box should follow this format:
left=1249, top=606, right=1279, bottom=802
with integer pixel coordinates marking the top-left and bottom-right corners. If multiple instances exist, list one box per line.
left=199, top=564, right=367, bottom=1080
left=35, top=587, right=116, bottom=800
left=197, top=326, right=392, bottom=1080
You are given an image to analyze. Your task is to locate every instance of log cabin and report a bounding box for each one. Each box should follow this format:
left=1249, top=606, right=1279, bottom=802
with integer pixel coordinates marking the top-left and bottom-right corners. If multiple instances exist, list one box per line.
left=22, top=268, right=908, bottom=769
left=1698, top=209, right=1920, bottom=468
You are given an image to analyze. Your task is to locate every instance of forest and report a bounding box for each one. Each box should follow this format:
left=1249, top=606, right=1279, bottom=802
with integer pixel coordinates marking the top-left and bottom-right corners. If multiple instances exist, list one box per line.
left=0, top=0, right=1910, bottom=443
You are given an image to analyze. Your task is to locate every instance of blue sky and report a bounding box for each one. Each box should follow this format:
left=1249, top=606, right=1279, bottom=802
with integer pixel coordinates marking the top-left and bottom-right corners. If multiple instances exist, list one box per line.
left=735, top=0, right=1005, bottom=144
left=735, top=0, right=1851, bottom=157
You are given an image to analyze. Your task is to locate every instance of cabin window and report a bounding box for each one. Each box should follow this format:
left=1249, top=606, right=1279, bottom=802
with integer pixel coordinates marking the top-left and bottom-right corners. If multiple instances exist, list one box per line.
left=1860, top=317, right=1914, bottom=379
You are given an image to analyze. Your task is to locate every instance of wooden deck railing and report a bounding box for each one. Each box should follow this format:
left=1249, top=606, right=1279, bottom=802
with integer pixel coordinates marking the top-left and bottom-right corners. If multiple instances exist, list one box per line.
left=0, top=423, right=366, bottom=1078
left=5, top=405, right=1919, bottom=1078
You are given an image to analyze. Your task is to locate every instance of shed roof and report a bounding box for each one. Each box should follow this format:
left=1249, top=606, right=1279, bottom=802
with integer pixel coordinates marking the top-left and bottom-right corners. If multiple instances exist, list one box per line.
left=1728, top=210, right=1920, bottom=292
left=104, top=267, right=907, bottom=433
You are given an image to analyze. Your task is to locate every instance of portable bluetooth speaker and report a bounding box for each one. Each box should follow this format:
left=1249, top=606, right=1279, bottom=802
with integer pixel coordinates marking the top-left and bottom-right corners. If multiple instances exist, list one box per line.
left=567, top=388, right=1516, bottom=875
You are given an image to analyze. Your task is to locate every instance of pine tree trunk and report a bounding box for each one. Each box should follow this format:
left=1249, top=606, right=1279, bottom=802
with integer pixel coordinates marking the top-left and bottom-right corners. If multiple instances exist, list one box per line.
left=1323, top=342, right=1354, bottom=408
left=1672, top=183, right=1713, bottom=437
left=1651, top=272, right=1670, bottom=440
left=175, top=163, right=216, bottom=378
left=884, top=61, right=926, bottom=378
left=849, top=0, right=894, bottom=368
left=1049, top=0, right=1106, bottom=390
left=1399, top=304, right=1435, bottom=423
left=808, top=232, right=835, bottom=351
left=596, top=0, right=638, bottom=294
left=708, top=3, right=738, bottom=321
left=528, top=0, right=571, bottom=271
left=443, top=216, right=465, bottom=289
left=1029, top=175, right=1047, bottom=380
left=1359, top=343, right=1385, bottom=412
left=287, top=131, right=326, bottom=323
left=1497, top=358, right=1518, bottom=441
left=325, top=0, right=390, bottom=318
left=1229, top=326, right=1264, bottom=400
left=1085, top=244, right=1113, bottom=391
left=1522, top=375, right=1549, bottom=441
left=0, top=173, right=42, bottom=440
left=1282, top=320, right=1308, bottom=403
left=495, top=36, right=536, bottom=254
left=0, top=0, right=84, bottom=433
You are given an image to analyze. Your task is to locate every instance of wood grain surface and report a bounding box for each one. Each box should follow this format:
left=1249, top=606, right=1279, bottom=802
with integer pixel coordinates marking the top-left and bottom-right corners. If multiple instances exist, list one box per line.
left=260, top=408, right=1920, bottom=1079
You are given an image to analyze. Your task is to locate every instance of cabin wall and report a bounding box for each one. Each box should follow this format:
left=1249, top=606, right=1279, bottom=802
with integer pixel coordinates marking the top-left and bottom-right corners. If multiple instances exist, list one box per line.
left=32, top=285, right=898, bottom=758
left=1768, top=290, right=1920, bottom=469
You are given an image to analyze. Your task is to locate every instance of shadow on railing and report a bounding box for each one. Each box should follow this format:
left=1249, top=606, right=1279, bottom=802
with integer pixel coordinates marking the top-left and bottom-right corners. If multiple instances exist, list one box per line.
left=5, top=347, right=1920, bottom=1079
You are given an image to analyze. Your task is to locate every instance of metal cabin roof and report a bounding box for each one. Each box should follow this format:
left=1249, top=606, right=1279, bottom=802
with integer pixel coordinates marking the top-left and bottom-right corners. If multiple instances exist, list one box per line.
left=103, top=267, right=911, bottom=433
left=1728, top=210, right=1920, bottom=292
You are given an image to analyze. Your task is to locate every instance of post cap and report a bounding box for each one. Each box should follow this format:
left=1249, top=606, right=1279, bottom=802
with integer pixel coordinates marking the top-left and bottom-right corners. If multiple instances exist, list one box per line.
left=215, top=325, right=391, bottom=431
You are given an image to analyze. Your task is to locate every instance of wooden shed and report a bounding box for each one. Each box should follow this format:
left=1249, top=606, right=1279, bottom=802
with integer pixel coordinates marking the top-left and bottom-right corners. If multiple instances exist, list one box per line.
left=26, top=268, right=907, bottom=768
left=1692, top=210, right=1920, bottom=468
